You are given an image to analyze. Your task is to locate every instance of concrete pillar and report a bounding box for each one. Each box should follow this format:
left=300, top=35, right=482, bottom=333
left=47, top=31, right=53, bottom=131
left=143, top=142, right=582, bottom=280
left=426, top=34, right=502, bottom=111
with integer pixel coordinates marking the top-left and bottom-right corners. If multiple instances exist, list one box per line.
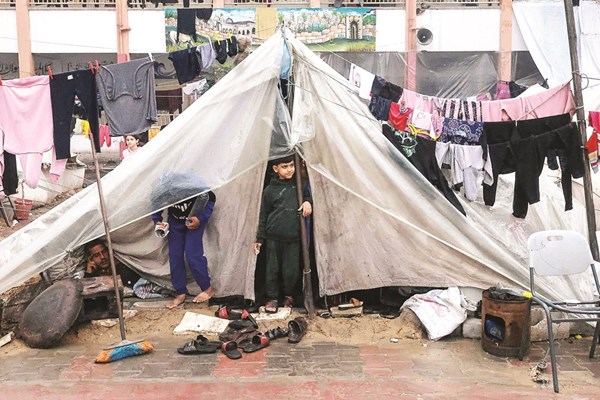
left=404, top=0, right=417, bottom=91
left=15, top=0, right=34, bottom=78
left=499, top=0, right=513, bottom=81
left=213, top=0, right=224, bottom=8
left=309, top=0, right=320, bottom=8
left=116, top=0, right=130, bottom=63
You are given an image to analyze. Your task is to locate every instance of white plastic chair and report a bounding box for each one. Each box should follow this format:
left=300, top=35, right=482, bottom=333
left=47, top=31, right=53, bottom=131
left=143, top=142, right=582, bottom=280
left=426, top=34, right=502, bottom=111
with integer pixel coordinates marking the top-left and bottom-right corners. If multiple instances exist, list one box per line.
left=525, top=230, right=600, bottom=393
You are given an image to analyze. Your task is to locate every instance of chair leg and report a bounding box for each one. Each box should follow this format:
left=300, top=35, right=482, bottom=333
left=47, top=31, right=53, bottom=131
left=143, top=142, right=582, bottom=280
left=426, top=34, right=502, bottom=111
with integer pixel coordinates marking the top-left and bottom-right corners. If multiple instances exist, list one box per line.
left=532, top=298, right=559, bottom=393
left=545, top=309, right=559, bottom=393
left=590, top=318, right=600, bottom=359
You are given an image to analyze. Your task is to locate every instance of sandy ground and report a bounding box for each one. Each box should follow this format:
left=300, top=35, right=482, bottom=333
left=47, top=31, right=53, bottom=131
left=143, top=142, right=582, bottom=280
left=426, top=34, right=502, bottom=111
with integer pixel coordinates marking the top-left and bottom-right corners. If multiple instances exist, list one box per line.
left=0, top=190, right=425, bottom=354
left=66, top=306, right=422, bottom=346
left=2, top=304, right=424, bottom=355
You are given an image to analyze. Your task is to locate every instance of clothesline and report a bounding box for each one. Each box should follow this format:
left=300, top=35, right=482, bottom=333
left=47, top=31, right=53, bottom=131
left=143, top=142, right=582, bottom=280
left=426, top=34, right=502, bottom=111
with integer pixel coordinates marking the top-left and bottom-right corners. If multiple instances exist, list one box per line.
left=292, top=52, right=576, bottom=128
left=309, top=39, right=583, bottom=120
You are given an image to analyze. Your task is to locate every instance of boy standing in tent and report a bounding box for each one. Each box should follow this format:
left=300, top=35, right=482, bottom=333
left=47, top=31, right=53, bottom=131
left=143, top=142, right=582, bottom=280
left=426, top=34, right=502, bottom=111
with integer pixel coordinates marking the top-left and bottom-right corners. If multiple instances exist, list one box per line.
left=153, top=191, right=216, bottom=309
left=254, top=155, right=312, bottom=313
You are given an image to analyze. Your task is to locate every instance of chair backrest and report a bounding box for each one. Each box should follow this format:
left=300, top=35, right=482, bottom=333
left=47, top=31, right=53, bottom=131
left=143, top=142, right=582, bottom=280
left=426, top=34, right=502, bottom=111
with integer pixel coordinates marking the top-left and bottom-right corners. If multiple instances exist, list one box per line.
left=527, top=230, right=594, bottom=276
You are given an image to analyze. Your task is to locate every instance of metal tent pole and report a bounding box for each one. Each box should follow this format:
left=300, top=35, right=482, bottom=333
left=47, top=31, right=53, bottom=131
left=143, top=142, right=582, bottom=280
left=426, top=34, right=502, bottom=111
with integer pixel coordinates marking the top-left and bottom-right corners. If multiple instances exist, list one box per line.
left=562, top=0, right=599, bottom=259
left=284, top=37, right=315, bottom=318
left=294, top=152, right=316, bottom=319
left=88, top=136, right=127, bottom=341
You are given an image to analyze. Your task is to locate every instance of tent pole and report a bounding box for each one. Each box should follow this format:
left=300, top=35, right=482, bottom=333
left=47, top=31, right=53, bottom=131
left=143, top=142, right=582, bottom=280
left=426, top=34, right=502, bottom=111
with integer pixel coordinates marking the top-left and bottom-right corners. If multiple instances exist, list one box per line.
left=294, top=152, right=316, bottom=319
left=562, top=0, right=599, bottom=259
left=88, top=136, right=127, bottom=340
left=285, top=47, right=315, bottom=318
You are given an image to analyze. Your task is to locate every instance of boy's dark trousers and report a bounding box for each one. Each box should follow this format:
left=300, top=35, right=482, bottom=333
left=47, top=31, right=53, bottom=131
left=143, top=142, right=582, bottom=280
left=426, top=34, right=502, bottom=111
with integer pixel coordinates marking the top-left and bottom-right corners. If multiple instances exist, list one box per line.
left=264, top=239, right=301, bottom=300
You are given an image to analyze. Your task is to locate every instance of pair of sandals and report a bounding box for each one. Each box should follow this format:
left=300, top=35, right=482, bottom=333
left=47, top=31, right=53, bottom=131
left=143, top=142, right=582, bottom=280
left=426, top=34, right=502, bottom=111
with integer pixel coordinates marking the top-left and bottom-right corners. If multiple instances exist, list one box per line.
left=265, top=296, right=294, bottom=314
left=220, top=324, right=297, bottom=359
left=221, top=333, right=270, bottom=359
left=215, top=305, right=258, bottom=328
left=247, top=318, right=306, bottom=344
left=177, top=334, right=222, bottom=355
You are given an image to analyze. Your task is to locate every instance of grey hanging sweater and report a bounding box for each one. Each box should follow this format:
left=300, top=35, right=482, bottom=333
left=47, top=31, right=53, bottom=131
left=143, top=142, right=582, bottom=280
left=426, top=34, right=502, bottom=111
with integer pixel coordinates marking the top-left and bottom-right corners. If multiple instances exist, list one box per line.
left=96, top=57, right=157, bottom=136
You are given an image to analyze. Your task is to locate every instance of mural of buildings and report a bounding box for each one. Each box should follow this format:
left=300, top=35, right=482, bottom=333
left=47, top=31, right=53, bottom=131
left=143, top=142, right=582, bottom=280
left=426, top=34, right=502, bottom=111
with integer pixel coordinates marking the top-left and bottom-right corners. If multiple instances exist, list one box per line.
left=164, top=8, right=256, bottom=53
left=197, top=9, right=256, bottom=39
left=164, top=8, right=375, bottom=52
left=277, top=8, right=376, bottom=51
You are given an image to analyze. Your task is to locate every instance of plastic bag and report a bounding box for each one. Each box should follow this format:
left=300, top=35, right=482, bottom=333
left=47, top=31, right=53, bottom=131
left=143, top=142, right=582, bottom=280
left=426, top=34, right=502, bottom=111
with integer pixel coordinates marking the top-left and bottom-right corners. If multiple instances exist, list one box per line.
left=400, top=286, right=468, bottom=341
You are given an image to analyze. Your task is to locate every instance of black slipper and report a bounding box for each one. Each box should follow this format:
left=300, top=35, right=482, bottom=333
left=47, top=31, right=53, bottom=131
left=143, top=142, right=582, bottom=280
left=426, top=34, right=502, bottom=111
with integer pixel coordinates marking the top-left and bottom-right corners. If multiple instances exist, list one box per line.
left=177, top=338, right=218, bottom=355
left=239, top=334, right=270, bottom=353
left=265, top=326, right=289, bottom=341
left=245, top=300, right=260, bottom=313
left=221, top=341, right=242, bottom=359
left=227, top=319, right=256, bottom=331
left=288, top=317, right=308, bottom=344
left=195, top=334, right=222, bottom=350
left=241, top=309, right=258, bottom=329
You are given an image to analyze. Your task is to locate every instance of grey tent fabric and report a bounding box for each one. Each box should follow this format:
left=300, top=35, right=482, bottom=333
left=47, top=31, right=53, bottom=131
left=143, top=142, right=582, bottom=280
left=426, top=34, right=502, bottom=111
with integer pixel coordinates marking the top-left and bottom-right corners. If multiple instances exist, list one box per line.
left=0, top=31, right=594, bottom=304
left=0, top=35, right=286, bottom=299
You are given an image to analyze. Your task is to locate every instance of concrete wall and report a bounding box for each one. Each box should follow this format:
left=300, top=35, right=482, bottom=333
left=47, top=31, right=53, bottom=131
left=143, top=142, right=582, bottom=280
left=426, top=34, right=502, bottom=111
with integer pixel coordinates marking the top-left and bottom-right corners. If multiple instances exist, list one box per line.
left=27, top=10, right=165, bottom=54
left=0, top=10, right=18, bottom=53
left=0, top=8, right=525, bottom=54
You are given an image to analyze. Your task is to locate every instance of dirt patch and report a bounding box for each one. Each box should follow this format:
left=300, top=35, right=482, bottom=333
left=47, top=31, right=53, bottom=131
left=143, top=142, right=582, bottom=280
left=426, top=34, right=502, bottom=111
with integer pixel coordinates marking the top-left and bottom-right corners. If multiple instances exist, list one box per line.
left=0, top=187, right=424, bottom=353
left=63, top=303, right=424, bottom=346
left=2, top=306, right=423, bottom=355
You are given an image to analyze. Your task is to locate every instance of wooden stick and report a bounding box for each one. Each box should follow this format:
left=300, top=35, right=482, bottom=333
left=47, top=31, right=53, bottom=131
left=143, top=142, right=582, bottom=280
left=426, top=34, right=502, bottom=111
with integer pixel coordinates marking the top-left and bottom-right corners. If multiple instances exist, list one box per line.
left=88, top=135, right=127, bottom=341
left=562, top=0, right=599, bottom=260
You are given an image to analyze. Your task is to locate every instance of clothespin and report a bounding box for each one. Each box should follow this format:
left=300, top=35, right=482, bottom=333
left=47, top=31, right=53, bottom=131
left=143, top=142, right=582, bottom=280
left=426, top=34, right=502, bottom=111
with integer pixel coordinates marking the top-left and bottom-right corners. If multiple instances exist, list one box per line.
left=228, top=32, right=232, bottom=40
left=88, top=61, right=95, bottom=74
left=0, top=74, right=3, bottom=86
left=46, top=66, right=53, bottom=80
left=95, top=60, right=100, bottom=72
left=214, top=32, right=219, bottom=44
left=148, top=52, right=154, bottom=61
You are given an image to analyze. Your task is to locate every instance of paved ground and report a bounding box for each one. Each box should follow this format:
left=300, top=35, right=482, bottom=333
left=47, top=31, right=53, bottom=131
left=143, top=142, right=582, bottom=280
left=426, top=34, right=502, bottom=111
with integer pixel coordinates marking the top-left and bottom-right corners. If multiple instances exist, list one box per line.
left=1, top=332, right=600, bottom=399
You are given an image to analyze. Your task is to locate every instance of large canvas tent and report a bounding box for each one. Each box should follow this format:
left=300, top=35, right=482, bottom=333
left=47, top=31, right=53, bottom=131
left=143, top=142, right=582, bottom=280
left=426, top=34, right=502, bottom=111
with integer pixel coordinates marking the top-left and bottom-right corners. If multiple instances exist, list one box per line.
left=0, top=31, right=595, bottom=304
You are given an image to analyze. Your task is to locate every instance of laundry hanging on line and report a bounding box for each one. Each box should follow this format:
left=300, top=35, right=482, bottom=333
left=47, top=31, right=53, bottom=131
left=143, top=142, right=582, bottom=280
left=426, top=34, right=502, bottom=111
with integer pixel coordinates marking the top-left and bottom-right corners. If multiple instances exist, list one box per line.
left=0, top=75, right=66, bottom=189
left=96, top=57, right=158, bottom=136
left=359, top=70, right=583, bottom=220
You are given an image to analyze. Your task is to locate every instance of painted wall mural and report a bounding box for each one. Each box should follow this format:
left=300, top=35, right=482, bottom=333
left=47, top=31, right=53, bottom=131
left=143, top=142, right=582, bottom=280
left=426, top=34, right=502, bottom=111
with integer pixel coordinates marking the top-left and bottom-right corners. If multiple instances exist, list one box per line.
left=165, top=8, right=375, bottom=52
left=277, top=8, right=376, bottom=51
left=165, top=8, right=257, bottom=53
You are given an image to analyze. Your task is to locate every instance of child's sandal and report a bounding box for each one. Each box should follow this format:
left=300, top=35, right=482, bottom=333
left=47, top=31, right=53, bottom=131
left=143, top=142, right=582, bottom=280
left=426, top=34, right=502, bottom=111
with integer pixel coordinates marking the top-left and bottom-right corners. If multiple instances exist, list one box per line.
left=265, top=299, right=278, bottom=314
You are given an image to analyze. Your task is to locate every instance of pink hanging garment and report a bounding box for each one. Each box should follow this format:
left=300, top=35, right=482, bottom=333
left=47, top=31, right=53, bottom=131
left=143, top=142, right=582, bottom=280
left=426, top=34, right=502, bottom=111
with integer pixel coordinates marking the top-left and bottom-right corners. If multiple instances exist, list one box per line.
left=0, top=76, right=54, bottom=188
left=119, top=139, right=127, bottom=160
left=481, top=83, right=574, bottom=122
left=99, top=124, right=111, bottom=147
left=519, top=83, right=575, bottom=120
left=495, top=81, right=511, bottom=100
left=49, top=148, right=67, bottom=182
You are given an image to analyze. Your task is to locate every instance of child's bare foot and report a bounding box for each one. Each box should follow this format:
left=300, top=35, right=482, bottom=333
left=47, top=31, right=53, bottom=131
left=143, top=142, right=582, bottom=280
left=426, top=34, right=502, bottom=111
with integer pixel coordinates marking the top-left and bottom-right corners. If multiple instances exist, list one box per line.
left=193, top=287, right=214, bottom=303
left=166, top=294, right=186, bottom=309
